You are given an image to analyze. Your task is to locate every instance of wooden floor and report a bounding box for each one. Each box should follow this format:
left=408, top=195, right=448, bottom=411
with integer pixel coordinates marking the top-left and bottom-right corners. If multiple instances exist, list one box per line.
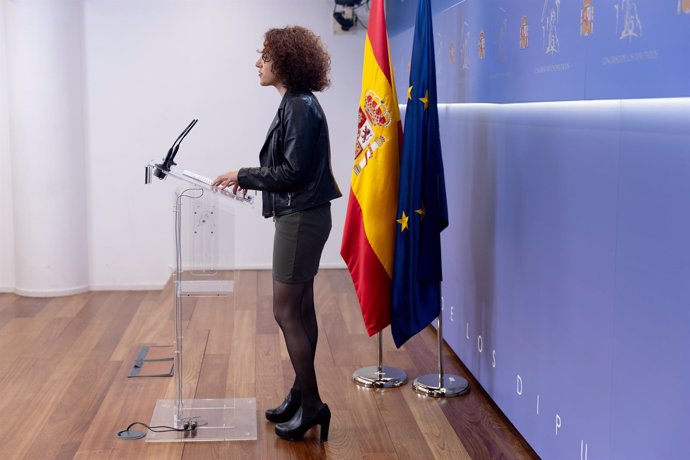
left=0, top=269, right=537, bottom=459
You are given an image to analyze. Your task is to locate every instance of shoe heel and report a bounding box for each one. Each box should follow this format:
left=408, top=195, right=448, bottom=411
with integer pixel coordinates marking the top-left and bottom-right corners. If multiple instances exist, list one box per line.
left=319, top=406, right=331, bottom=442
left=319, top=419, right=330, bottom=442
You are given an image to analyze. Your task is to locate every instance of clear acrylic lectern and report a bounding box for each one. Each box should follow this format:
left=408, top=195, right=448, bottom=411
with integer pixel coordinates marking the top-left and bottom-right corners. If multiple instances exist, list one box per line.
left=145, top=161, right=257, bottom=442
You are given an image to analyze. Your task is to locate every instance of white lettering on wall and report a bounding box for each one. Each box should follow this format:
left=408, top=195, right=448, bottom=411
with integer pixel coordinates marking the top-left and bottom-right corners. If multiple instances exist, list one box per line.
left=492, top=350, right=496, bottom=368
left=516, top=374, right=523, bottom=395
left=537, top=395, right=540, bottom=415
left=466, top=322, right=470, bottom=340
left=555, top=414, right=562, bottom=435
left=477, top=335, right=483, bottom=353
left=581, top=440, right=588, bottom=460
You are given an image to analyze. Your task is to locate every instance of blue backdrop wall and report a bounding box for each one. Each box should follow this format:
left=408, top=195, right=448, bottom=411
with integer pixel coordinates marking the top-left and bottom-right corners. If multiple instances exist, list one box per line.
left=390, top=0, right=690, bottom=103
left=389, top=1, right=690, bottom=459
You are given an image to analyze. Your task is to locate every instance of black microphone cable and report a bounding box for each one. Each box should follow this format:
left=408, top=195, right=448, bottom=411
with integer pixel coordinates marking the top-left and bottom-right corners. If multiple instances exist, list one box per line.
left=116, top=419, right=201, bottom=440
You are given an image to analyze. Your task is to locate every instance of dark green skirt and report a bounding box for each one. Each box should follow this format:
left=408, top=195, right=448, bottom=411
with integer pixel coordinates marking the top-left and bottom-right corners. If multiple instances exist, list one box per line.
left=273, top=203, right=332, bottom=283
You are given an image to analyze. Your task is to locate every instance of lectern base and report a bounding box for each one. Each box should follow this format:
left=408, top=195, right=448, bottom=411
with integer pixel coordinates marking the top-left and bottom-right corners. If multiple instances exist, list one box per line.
left=146, top=398, right=257, bottom=442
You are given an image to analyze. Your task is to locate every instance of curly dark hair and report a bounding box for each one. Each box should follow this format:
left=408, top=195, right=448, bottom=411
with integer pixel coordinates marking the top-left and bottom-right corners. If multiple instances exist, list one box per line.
left=262, top=26, right=331, bottom=92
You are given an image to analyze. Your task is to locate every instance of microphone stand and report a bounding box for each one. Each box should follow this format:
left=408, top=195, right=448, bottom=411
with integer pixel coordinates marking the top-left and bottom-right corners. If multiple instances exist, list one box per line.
left=152, top=119, right=198, bottom=180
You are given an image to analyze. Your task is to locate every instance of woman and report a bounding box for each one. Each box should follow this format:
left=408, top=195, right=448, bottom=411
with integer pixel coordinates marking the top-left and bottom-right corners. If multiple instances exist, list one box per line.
left=212, top=26, right=341, bottom=442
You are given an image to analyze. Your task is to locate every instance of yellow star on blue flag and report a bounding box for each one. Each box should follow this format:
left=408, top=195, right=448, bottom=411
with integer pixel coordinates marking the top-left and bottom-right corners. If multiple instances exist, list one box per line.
left=397, top=211, right=409, bottom=232
left=419, top=90, right=429, bottom=109
left=415, top=203, right=425, bottom=220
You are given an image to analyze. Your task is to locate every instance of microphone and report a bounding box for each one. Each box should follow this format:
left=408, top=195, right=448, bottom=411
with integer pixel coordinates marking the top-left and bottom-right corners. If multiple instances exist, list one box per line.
left=154, top=119, right=198, bottom=180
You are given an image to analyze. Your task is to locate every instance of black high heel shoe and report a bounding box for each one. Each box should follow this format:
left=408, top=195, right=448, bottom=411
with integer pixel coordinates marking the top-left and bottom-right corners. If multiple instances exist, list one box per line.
left=275, top=404, right=331, bottom=442
left=265, top=389, right=301, bottom=423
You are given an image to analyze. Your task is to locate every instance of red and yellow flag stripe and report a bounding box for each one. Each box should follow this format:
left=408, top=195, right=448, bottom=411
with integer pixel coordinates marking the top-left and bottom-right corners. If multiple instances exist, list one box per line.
left=341, top=0, right=401, bottom=336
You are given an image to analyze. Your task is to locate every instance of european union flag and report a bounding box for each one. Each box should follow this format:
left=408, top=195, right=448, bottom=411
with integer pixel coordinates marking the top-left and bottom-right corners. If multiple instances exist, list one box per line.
left=391, top=0, right=448, bottom=348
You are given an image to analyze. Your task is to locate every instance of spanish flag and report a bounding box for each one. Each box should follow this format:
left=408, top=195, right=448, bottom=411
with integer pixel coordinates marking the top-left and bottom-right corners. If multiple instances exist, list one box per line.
left=341, top=0, right=401, bottom=336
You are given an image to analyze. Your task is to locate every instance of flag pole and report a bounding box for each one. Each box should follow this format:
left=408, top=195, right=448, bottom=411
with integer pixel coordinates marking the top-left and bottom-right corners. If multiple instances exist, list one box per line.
left=352, top=330, right=407, bottom=388
left=412, top=292, right=469, bottom=397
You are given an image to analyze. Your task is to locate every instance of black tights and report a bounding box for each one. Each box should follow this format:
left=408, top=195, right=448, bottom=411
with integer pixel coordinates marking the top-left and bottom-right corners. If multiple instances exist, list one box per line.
left=273, top=278, right=322, bottom=412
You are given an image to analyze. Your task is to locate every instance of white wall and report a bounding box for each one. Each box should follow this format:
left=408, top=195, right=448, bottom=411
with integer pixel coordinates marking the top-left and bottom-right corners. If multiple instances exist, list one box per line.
left=0, top=0, right=365, bottom=292
left=0, top=0, right=14, bottom=291
left=83, top=0, right=364, bottom=289
left=6, top=0, right=90, bottom=296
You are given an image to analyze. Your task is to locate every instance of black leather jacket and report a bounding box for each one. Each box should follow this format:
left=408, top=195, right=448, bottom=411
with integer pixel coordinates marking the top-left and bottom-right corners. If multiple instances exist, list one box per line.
left=237, top=91, right=341, bottom=218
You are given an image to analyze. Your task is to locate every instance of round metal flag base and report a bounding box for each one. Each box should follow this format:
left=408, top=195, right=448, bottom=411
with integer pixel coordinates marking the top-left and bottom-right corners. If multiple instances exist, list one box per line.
left=352, top=366, right=408, bottom=388
left=413, top=373, right=470, bottom=398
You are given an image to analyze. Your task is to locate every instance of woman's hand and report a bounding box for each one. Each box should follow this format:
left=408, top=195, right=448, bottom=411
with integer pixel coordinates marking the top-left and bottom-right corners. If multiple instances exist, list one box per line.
left=212, top=170, right=242, bottom=195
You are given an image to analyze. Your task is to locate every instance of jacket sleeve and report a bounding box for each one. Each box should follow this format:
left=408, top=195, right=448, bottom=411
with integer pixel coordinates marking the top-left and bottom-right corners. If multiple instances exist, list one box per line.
left=237, top=96, right=320, bottom=192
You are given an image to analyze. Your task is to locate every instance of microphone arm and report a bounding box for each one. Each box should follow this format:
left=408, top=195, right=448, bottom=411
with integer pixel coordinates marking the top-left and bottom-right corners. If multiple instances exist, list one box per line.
left=166, top=119, right=197, bottom=168
left=154, top=119, right=198, bottom=179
